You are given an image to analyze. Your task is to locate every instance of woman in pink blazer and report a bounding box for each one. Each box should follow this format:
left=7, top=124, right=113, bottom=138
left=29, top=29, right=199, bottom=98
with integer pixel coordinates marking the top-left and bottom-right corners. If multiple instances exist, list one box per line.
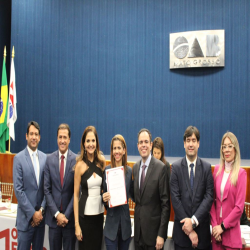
left=210, top=132, right=247, bottom=249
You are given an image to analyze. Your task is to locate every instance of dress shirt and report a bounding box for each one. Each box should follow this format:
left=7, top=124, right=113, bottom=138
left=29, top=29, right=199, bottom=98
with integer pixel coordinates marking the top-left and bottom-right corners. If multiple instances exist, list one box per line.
left=27, top=146, right=40, bottom=184
left=186, top=156, right=197, bottom=178
left=59, top=149, right=68, bottom=176
left=139, top=154, right=151, bottom=188
left=55, top=150, right=68, bottom=218
left=220, top=171, right=230, bottom=217
left=186, top=156, right=199, bottom=226
left=219, top=161, right=233, bottom=217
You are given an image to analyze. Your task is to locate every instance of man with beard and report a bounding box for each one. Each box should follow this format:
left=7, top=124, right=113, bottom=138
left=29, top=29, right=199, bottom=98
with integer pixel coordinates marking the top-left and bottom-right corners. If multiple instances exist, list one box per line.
left=13, top=121, right=47, bottom=250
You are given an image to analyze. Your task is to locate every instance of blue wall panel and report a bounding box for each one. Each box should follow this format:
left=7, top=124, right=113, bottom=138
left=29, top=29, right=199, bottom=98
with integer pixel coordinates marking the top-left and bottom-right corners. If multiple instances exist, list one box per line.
left=0, top=0, right=11, bottom=78
left=10, top=0, right=250, bottom=159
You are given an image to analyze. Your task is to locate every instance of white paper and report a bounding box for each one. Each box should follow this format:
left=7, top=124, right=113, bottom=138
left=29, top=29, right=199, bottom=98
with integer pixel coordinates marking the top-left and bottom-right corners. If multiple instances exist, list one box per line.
left=242, top=234, right=250, bottom=240
left=106, top=166, right=127, bottom=208
left=241, top=225, right=250, bottom=233
left=131, top=218, right=134, bottom=237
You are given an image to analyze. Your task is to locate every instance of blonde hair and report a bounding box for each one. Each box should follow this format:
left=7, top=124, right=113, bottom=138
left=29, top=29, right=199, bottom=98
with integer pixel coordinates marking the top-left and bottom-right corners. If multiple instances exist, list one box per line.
left=76, top=126, right=105, bottom=171
left=110, top=134, right=127, bottom=172
left=217, top=132, right=241, bottom=186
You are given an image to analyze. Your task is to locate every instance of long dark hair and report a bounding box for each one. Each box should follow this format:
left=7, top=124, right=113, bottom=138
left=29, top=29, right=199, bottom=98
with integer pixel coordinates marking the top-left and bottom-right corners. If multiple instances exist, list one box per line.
left=76, top=126, right=105, bottom=170
left=152, top=137, right=167, bottom=164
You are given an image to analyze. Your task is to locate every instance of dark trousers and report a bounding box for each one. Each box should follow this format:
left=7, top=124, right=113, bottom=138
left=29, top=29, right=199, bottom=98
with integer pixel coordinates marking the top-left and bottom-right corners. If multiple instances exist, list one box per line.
left=105, top=226, right=131, bottom=250
left=49, top=226, right=76, bottom=250
left=17, top=226, right=45, bottom=250
left=134, top=230, right=159, bottom=250
left=79, top=213, right=104, bottom=250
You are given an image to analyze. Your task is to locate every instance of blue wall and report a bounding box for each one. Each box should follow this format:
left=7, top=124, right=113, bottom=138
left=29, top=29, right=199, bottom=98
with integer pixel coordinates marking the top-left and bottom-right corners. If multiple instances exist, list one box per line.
left=10, top=0, right=250, bottom=159
left=0, top=0, right=11, bottom=80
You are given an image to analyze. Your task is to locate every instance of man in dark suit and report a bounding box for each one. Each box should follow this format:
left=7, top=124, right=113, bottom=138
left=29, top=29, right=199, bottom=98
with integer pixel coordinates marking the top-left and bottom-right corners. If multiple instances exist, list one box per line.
left=170, top=126, right=214, bottom=250
left=133, top=128, right=170, bottom=250
left=13, top=121, right=47, bottom=250
left=44, top=123, right=76, bottom=250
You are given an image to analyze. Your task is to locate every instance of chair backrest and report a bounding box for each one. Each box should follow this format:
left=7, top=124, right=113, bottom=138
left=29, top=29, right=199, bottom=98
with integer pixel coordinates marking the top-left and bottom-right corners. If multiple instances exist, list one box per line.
left=245, top=202, right=250, bottom=220
left=129, top=198, right=135, bottom=217
left=0, top=182, right=14, bottom=203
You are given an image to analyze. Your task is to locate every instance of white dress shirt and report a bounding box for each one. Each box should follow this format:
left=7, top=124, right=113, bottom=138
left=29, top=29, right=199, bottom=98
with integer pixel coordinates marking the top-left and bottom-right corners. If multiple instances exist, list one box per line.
left=27, top=146, right=40, bottom=184
left=186, top=156, right=199, bottom=226
left=59, top=149, right=68, bottom=176
left=139, top=154, right=151, bottom=188
left=55, top=150, right=68, bottom=218
left=186, top=156, right=197, bottom=178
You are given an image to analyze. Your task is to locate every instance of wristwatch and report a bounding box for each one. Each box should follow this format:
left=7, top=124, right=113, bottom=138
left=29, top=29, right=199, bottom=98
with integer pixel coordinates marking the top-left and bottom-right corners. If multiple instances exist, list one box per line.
left=221, top=222, right=226, bottom=231
left=40, top=207, right=45, bottom=215
left=192, top=218, right=197, bottom=229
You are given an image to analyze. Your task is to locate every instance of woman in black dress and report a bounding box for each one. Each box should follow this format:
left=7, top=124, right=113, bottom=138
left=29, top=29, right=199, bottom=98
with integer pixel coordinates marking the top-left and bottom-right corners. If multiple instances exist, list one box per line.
left=73, top=126, right=105, bottom=250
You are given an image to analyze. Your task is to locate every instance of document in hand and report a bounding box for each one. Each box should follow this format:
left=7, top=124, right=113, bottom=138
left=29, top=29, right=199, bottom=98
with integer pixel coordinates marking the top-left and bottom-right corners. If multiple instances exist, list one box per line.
left=106, top=166, right=127, bottom=208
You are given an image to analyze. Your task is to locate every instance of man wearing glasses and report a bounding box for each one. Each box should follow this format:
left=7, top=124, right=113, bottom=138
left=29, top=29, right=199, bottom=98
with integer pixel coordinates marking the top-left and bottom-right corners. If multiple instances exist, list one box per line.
left=170, top=126, right=214, bottom=250
left=132, top=128, right=170, bottom=250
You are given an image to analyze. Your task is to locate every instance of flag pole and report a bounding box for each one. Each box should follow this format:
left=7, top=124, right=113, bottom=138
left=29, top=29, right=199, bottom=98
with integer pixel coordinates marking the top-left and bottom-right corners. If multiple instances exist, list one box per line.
left=3, top=46, right=10, bottom=154
left=3, top=46, right=6, bottom=62
left=6, top=46, right=15, bottom=154
left=4, top=46, right=10, bottom=154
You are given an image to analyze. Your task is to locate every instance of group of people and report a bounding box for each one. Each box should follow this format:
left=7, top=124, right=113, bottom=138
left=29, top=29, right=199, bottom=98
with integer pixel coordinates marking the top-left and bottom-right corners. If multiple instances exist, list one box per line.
left=13, top=122, right=247, bottom=250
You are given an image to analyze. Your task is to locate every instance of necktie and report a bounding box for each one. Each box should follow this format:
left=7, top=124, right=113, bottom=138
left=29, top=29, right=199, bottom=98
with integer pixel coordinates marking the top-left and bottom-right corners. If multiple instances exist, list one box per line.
left=60, top=155, right=65, bottom=187
left=190, top=163, right=194, bottom=191
left=140, top=165, right=147, bottom=194
left=32, top=152, right=39, bottom=185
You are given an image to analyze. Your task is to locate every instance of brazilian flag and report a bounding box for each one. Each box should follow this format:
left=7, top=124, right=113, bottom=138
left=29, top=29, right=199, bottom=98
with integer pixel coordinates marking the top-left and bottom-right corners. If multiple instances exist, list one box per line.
left=0, top=58, right=9, bottom=152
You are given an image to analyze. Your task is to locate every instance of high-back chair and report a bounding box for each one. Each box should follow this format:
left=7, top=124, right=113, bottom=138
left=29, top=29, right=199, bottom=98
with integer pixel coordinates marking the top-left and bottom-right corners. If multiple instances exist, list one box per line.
left=0, top=182, right=14, bottom=203
left=129, top=198, right=135, bottom=218
left=245, top=202, right=250, bottom=220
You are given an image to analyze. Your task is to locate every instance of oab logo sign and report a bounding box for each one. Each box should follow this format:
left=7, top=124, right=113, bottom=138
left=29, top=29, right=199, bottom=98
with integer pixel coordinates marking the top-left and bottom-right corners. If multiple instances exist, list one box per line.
left=169, top=30, right=225, bottom=69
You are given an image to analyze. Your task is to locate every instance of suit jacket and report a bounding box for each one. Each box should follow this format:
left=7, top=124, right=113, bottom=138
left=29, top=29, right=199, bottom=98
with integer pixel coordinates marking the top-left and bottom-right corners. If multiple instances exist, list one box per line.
left=170, top=157, right=214, bottom=248
left=132, top=156, right=170, bottom=246
left=165, top=161, right=171, bottom=183
left=240, top=208, right=250, bottom=227
left=103, top=165, right=134, bottom=241
left=210, top=165, right=247, bottom=248
left=44, top=149, right=76, bottom=228
left=13, top=147, right=47, bottom=231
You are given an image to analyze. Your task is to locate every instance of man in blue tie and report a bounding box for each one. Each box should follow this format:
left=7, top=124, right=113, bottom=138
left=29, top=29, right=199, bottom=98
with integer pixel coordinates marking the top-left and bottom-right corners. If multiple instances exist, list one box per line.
left=44, top=123, right=76, bottom=250
left=13, top=121, right=47, bottom=250
left=170, top=126, right=214, bottom=250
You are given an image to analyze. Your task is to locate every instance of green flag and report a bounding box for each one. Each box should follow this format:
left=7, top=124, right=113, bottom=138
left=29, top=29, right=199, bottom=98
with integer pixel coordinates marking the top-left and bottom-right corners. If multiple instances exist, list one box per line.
left=0, top=58, right=9, bottom=152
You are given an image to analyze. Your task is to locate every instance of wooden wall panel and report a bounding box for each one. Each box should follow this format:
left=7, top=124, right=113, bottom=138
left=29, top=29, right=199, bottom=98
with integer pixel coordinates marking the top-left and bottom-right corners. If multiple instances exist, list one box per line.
left=0, top=153, right=16, bottom=203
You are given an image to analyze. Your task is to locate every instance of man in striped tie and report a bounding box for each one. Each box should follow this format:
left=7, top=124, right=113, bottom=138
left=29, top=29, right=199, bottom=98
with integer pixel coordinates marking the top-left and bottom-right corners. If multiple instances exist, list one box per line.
left=170, top=126, right=214, bottom=250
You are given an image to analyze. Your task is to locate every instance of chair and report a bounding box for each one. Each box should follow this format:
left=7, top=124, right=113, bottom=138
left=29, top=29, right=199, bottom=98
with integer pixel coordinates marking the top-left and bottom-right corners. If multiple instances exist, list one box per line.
left=129, top=198, right=135, bottom=218
left=0, top=182, right=14, bottom=203
left=244, top=202, right=250, bottom=220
